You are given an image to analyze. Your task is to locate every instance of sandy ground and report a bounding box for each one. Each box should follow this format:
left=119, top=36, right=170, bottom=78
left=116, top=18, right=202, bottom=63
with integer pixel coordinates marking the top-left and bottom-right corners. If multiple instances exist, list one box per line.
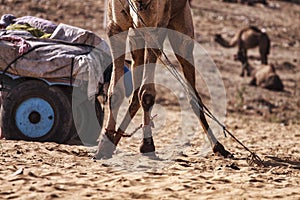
left=0, top=0, right=299, bottom=199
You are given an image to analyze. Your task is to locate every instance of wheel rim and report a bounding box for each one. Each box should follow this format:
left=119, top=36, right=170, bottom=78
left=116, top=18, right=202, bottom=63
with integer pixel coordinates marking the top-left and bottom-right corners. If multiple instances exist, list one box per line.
left=15, top=97, right=55, bottom=138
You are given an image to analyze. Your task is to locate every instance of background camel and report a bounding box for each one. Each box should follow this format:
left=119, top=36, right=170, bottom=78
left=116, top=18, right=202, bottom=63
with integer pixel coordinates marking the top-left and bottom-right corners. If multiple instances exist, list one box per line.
left=94, top=0, right=232, bottom=159
left=249, top=64, right=284, bottom=91
left=214, top=26, right=270, bottom=76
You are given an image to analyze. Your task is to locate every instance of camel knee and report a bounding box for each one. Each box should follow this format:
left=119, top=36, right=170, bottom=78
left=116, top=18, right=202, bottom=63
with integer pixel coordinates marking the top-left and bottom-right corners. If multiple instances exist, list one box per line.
left=140, top=89, right=155, bottom=112
left=141, top=93, right=155, bottom=111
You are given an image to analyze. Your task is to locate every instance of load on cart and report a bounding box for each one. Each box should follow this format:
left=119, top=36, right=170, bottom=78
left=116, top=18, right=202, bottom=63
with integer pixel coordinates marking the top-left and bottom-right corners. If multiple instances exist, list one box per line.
left=0, top=15, right=115, bottom=145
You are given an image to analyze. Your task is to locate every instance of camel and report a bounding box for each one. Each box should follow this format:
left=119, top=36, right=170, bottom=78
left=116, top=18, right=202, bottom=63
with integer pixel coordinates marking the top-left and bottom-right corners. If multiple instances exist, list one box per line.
left=94, top=0, right=232, bottom=159
left=214, top=26, right=270, bottom=77
left=249, top=64, right=284, bottom=91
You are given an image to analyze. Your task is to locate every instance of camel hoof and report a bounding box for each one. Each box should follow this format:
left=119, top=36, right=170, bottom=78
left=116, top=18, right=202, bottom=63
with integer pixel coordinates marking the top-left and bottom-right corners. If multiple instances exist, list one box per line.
left=94, top=135, right=116, bottom=159
left=140, top=137, right=155, bottom=154
left=213, top=142, right=233, bottom=158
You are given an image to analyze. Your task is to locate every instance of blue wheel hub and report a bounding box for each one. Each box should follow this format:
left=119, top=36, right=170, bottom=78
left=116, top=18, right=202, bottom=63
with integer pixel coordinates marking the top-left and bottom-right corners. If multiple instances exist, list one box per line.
left=15, top=97, right=55, bottom=138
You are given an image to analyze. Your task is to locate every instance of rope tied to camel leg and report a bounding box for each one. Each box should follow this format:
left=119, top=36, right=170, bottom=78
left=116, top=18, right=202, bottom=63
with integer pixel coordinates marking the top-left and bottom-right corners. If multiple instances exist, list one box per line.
left=114, top=114, right=158, bottom=138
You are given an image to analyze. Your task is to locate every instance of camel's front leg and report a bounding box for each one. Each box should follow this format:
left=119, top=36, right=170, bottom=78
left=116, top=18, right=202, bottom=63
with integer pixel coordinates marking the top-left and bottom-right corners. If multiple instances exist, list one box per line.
left=237, top=45, right=250, bottom=77
left=94, top=21, right=128, bottom=159
left=94, top=0, right=135, bottom=159
left=178, top=57, right=232, bottom=158
left=168, top=31, right=232, bottom=158
left=138, top=48, right=159, bottom=156
left=114, top=35, right=146, bottom=145
left=259, top=36, right=269, bottom=65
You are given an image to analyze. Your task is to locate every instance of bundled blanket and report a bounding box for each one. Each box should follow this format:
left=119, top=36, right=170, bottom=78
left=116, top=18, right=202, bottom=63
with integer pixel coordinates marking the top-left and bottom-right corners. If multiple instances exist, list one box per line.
left=14, top=16, right=57, bottom=34
left=1, top=14, right=57, bottom=34
left=0, top=23, right=112, bottom=98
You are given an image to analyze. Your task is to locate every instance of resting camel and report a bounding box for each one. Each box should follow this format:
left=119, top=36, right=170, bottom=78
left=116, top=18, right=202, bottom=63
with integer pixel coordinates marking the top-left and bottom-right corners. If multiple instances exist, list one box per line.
left=214, top=26, right=270, bottom=76
left=249, top=64, right=284, bottom=91
left=94, top=0, right=232, bottom=159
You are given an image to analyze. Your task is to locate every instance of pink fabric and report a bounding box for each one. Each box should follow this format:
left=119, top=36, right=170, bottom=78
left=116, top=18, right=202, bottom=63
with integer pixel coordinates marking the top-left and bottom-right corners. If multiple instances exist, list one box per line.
left=0, top=35, right=31, bottom=55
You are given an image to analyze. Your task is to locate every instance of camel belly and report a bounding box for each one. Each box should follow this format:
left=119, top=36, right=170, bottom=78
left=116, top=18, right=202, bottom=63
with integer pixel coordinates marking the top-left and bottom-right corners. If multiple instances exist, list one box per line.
left=130, top=0, right=169, bottom=27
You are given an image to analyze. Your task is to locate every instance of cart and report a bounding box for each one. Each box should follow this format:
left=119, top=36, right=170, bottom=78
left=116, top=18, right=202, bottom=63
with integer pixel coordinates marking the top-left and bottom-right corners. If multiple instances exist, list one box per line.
left=0, top=24, right=113, bottom=145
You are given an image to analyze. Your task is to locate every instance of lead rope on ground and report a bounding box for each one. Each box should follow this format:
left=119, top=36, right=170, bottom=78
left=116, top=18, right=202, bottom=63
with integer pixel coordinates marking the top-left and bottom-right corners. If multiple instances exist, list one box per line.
left=115, top=0, right=264, bottom=166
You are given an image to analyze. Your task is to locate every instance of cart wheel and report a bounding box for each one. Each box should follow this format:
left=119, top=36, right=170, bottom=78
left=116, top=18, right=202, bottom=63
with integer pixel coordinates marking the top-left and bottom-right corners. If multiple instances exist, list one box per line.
left=1, top=80, right=73, bottom=143
left=72, top=90, right=104, bottom=146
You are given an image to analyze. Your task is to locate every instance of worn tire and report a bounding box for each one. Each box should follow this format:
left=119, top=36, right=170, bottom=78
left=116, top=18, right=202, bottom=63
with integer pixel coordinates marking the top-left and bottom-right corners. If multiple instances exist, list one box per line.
left=71, top=88, right=104, bottom=146
left=1, top=80, right=73, bottom=143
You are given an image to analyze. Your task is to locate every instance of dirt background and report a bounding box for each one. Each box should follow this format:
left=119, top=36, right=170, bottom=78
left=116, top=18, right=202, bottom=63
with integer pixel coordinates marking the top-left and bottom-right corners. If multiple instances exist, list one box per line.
left=0, top=0, right=299, bottom=199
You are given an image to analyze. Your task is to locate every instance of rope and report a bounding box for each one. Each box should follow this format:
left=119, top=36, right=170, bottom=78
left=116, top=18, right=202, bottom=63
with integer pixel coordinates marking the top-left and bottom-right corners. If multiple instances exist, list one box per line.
left=106, top=114, right=158, bottom=138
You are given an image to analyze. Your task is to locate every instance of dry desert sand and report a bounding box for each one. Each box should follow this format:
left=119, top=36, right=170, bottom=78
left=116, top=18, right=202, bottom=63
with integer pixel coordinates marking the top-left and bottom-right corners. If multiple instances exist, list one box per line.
left=0, top=0, right=299, bottom=199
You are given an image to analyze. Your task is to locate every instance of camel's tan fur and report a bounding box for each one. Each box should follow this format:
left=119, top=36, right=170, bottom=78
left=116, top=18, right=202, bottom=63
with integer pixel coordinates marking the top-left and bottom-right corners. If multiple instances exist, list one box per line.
left=215, top=26, right=270, bottom=76
left=249, top=64, right=284, bottom=91
left=95, top=0, right=231, bottom=159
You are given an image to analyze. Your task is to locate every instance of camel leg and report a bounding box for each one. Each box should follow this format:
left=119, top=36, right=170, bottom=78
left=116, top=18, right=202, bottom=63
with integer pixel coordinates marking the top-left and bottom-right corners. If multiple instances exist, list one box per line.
left=94, top=0, right=136, bottom=159
left=137, top=27, right=168, bottom=155
left=259, top=39, right=269, bottom=65
left=175, top=51, right=232, bottom=158
left=168, top=14, right=231, bottom=157
left=138, top=48, right=159, bottom=155
left=114, top=36, right=146, bottom=145
left=115, top=30, right=163, bottom=155
left=260, top=52, right=268, bottom=65
left=95, top=23, right=127, bottom=159
left=237, top=46, right=249, bottom=76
